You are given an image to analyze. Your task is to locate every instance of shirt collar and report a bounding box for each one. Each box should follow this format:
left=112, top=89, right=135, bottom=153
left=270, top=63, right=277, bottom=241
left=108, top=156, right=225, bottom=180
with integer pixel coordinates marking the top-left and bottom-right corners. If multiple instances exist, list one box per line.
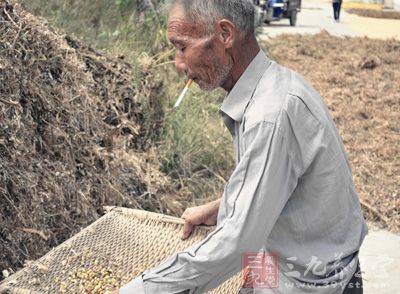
left=220, top=50, right=271, bottom=122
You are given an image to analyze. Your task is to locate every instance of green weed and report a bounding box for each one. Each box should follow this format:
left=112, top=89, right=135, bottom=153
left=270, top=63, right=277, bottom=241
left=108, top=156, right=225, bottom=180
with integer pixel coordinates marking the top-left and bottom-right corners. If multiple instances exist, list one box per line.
left=18, top=0, right=235, bottom=204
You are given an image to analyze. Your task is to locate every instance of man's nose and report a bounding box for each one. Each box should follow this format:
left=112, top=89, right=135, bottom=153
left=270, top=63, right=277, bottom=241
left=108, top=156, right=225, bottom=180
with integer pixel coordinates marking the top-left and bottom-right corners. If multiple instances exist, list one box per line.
left=175, top=53, right=187, bottom=73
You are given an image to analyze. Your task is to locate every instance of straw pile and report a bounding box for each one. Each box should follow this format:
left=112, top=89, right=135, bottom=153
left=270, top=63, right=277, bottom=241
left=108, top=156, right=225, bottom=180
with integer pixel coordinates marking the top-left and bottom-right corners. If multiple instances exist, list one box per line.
left=0, top=0, right=182, bottom=278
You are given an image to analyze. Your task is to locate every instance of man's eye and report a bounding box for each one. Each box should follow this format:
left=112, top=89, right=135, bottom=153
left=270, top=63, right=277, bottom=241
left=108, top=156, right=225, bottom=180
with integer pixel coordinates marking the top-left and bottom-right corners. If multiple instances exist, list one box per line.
left=174, top=44, right=185, bottom=52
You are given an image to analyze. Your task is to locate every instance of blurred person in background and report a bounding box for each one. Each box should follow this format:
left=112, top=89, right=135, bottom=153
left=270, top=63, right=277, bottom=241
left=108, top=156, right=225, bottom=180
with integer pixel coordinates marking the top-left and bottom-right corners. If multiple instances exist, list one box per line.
left=332, top=0, right=343, bottom=22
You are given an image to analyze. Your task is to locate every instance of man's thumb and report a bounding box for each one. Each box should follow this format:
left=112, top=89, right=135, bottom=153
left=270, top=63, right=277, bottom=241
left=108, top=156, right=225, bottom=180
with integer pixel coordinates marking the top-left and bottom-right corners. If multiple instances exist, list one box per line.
left=181, top=221, right=193, bottom=240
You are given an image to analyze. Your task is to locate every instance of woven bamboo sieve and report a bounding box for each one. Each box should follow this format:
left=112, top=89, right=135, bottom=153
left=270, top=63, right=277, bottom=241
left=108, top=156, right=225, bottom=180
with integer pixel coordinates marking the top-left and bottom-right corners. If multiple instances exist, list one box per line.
left=0, top=207, right=243, bottom=294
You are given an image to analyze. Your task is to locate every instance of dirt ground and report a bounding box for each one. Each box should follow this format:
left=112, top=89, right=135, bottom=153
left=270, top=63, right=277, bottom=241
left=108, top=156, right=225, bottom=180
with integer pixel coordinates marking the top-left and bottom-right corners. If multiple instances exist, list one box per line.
left=346, top=8, right=400, bottom=20
left=344, top=12, right=400, bottom=39
left=263, top=32, right=399, bottom=232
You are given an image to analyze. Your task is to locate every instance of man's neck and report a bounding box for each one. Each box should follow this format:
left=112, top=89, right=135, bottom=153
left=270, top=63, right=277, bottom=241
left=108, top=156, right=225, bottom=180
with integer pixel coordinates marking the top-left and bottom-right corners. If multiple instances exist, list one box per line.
left=221, top=35, right=260, bottom=92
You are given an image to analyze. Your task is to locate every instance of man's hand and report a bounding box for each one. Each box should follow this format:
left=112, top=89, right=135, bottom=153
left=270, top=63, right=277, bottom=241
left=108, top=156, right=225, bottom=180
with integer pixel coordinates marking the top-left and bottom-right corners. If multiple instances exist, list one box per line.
left=181, top=199, right=221, bottom=240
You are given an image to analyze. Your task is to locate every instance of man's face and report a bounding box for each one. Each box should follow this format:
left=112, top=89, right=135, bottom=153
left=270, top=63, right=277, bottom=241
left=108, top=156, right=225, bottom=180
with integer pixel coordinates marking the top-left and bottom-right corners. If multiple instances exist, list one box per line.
left=167, top=5, right=232, bottom=91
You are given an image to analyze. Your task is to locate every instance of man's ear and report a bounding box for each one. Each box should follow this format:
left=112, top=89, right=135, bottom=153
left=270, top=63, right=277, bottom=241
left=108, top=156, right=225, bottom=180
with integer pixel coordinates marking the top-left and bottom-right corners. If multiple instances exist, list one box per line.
left=216, top=19, right=236, bottom=49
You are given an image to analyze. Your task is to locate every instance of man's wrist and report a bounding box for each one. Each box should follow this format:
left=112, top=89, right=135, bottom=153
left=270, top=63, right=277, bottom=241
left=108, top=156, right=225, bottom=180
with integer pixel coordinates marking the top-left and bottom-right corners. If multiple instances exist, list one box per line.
left=212, top=198, right=221, bottom=206
left=119, top=275, right=145, bottom=294
left=211, top=199, right=221, bottom=219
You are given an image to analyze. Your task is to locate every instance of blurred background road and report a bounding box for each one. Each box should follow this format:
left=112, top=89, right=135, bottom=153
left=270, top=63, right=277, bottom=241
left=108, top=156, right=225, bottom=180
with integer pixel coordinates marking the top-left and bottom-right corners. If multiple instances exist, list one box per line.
left=258, top=0, right=400, bottom=39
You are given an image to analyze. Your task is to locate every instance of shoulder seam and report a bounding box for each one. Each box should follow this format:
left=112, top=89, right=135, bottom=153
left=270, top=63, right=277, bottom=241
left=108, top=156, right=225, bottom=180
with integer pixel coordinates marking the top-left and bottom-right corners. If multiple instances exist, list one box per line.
left=286, top=92, right=323, bottom=130
left=242, top=120, right=303, bottom=178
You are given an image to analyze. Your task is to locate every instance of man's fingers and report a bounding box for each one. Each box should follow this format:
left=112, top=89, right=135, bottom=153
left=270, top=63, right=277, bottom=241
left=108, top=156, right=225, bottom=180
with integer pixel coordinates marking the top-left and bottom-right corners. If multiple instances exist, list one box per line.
left=181, top=221, right=193, bottom=240
left=181, top=210, right=188, bottom=219
left=181, top=208, right=191, bottom=219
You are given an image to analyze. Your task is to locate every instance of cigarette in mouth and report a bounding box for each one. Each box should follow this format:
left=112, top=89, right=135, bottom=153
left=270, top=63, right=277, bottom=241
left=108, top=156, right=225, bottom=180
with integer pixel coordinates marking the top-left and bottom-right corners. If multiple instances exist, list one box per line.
left=174, top=79, right=193, bottom=108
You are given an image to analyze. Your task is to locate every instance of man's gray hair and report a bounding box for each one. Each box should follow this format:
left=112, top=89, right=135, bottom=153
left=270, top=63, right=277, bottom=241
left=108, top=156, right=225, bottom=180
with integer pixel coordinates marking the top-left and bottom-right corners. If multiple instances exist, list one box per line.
left=167, top=0, right=256, bottom=35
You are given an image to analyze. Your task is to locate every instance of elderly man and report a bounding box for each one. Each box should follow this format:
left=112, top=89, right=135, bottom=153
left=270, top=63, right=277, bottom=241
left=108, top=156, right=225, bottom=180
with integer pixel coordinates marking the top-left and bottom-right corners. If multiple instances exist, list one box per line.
left=118, top=0, right=367, bottom=293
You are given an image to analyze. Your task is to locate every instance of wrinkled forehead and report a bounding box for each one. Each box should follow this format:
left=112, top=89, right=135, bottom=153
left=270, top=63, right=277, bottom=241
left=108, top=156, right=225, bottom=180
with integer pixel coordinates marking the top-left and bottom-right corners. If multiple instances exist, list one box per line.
left=167, top=3, right=209, bottom=40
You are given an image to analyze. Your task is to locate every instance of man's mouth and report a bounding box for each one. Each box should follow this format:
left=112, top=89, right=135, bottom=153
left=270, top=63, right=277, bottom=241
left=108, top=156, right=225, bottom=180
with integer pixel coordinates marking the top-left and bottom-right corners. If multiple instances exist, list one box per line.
left=192, top=77, right=205, bottom=85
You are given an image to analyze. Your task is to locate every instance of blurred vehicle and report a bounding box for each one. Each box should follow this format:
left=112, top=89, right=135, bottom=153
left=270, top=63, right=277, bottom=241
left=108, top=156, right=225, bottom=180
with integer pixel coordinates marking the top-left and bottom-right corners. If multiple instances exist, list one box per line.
left=254, top=0, right=301, bottom=26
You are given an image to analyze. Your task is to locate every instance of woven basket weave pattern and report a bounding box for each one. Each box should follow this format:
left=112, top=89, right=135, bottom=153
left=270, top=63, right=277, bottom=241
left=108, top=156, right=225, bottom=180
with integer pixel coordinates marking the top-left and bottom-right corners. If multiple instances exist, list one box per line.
left=0, top=207, right=242, bottom=294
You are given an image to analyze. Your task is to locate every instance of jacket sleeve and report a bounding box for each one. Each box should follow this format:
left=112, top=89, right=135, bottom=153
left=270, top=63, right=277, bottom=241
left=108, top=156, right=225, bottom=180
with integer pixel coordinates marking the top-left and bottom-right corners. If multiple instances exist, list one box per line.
left=119, top=121, right=300, bottom=294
